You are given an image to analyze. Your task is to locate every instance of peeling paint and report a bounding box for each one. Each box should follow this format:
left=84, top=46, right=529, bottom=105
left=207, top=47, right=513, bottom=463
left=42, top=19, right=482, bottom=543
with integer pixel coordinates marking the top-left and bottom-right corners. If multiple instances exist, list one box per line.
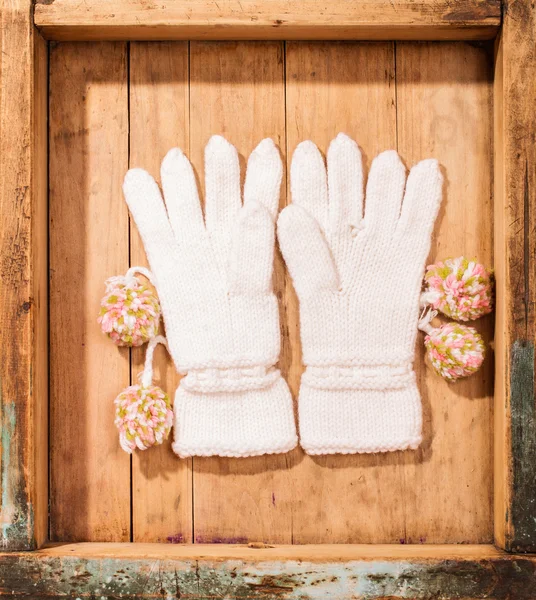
left=1, top=553, right=536, bottom=598
left=509, top=340, right=536, bottom=552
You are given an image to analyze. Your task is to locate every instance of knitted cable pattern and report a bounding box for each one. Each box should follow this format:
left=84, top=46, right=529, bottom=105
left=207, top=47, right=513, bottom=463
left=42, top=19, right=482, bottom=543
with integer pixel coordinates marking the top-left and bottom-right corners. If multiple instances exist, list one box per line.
left=278, top=133, right=443, bottom=455
left=123, top=136, right=297, bottom=458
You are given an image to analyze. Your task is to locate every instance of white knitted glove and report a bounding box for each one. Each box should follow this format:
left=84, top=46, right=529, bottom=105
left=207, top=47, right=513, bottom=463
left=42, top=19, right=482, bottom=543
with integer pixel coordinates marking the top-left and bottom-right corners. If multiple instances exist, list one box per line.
left=123, top=136, right=297, bottom=458
left=278, top=133, right=443, bottom=455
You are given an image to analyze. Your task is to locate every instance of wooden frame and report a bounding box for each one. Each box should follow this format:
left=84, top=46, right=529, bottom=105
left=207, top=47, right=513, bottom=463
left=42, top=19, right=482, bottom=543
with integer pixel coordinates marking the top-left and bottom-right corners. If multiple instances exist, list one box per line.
left=1, top=0, right=535, bottom=596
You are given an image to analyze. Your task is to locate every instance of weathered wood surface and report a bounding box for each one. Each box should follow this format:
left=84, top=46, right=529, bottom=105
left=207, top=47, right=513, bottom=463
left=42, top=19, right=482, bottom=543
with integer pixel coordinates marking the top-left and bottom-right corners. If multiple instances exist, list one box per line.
left=396, top=42, right=494, bottom=543
left=1, top=544, right=536, bottom=599
left=49, top=42, right=131, bottom=542
left=47, top=40, right=495, bottom=545
left=189, top=41, right=293, bottom=545
left=0, top=0, right=48, bottom=550
left=129, top=41, right=193, bottom=544
left=282, top=41, right=493, bottom=544
left=493, top=0, right=536, bottom=553
left=33, top=0, right=501, bottom=41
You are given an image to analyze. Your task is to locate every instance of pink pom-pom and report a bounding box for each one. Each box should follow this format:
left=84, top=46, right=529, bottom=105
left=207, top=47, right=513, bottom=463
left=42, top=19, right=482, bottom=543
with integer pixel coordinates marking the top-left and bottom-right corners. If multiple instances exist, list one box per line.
left=424, top=322, right=485, bottom=383
left=114, top=384, right=173, bottom=453
left=422, top=257, right=493, bottom=321
left=98, top=274, right=161, bottom=346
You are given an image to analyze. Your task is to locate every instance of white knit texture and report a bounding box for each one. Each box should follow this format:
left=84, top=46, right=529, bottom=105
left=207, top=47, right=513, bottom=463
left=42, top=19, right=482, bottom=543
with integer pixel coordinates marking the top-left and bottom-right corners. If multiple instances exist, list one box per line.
left=123, top=136, right=297, bottom=458
left=278, top=133, right=443, bottom=455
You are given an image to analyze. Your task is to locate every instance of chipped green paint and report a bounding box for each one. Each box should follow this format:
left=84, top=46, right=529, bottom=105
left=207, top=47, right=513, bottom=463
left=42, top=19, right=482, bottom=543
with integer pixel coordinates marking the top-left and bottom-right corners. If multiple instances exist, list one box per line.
left=0, top=385, right=34, bottom=551
left=508, top=340, right=536, bottom=552
left=1, top=553, right=536, bottom=599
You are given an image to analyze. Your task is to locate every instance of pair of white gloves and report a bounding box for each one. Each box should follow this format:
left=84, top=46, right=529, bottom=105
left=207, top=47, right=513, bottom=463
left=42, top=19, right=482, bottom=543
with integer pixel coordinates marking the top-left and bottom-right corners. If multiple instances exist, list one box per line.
left=123, top=134, right=443, bottom=458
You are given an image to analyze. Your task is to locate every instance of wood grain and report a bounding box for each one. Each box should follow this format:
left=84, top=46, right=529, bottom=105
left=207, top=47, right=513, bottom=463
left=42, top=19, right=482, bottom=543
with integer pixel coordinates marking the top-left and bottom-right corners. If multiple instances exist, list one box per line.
left=49, top=42, right=130, bottom=542
left=189, top=41, right=293, bottom=544
left=284, top=42, right=403, bottom=544
left=3, top=543, right=536, bottom=599
left=396, top=42, right=494, bottom=543
left=0, top=0, right=48, bottom=550
left=494, top=0, right=536, bottom=552
left=129, top=41, right=193, bottom=544
left=33, top=0, right=501, bottom=42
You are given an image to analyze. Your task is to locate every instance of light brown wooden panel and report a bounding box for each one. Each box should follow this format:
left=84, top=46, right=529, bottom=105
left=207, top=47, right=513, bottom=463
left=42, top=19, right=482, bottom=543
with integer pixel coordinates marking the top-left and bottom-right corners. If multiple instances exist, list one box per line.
left=34, top=0, right=501, bottom=42
left=396, top=42, right=493, bottom=543
left=189, top=41, right=292, bottom=544
left=49, top=42, right=130, bottom=542
left=0, top=1, right=49, bottom=549
left=284, top=41, right=493, bottom=544
left=284, top=42, right=403, bottom=544
left=494, top=0, right=536, bottom=551
left=129, top=41, right=193, bottom=543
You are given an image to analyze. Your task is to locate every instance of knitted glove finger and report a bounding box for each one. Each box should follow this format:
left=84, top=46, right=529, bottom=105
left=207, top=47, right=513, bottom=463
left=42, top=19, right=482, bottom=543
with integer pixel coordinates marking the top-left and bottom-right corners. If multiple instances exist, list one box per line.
left=364, top=150, right=406, bottom=236
left=123, top=167, right=178, bottom=276
left=290, top=140, right=329, bottom=231
left=244, top=138, right=283, bottom=220
left=228, top=201, right=275, bottom=295
left=327, top=133, right=364, bottom=231
left=397, top=158, right=443, bottom=247
left=277, top=204, right=339, bottom=298
left=204, top=135, right=242, bottom=234
left=160, top=147, right=205, bottom=241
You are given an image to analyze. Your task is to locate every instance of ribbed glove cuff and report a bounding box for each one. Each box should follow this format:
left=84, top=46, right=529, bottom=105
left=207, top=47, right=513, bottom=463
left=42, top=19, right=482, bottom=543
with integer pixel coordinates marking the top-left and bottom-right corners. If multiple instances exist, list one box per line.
left=298, top=371, right=422, bottom=455
left=172, top=373, right=297, bottom=458
left=302, top=362, right=415, bottom=390
left=181, top=365, right=281, bottom=393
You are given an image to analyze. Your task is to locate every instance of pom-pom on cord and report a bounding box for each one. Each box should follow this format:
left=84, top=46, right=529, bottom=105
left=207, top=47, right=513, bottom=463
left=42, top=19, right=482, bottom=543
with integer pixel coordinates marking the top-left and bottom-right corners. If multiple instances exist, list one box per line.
left=114, top=335, right=174, bottom=453
left=418, top=307, right=485, bottom=383
left=98, top=266, right=161, bottom=347
left=420, top=256, right=493, bottom=322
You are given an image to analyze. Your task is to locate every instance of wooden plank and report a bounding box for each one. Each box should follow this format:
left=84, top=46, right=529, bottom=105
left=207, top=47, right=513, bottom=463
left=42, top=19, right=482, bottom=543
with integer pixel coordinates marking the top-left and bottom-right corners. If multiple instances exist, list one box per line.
left=494, top=0, right=536, bottom=552
left=396, top=42, right=494, bottom=543
left=33, top=0, right=501, bottom=42
left=189, top=41, right=292, bottom=544
left=284, top=42, right=404, bottom=544
left=49, top=42, right=130, bottom=542
left=0, top=0, right=48, bottom=550
left=129, top=41, right=193, bottom=543
left=2, top=543, right=536, bottom=599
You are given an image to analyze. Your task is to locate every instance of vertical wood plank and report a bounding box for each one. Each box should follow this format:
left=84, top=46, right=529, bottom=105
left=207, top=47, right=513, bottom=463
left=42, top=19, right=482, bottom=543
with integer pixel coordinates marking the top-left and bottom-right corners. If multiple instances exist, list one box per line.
left=285, top=42, right=403, bottom=543
left=396, top=42, right=494, bottom=543
left=129, top=41, right=193, bottom=543
left=494, top=0, right=536, bottom=552
left=0, top=1, right=49, bottom=549
left=190, top=41, right=292, bottom=544
left=49, top=42, right=130, bottom=542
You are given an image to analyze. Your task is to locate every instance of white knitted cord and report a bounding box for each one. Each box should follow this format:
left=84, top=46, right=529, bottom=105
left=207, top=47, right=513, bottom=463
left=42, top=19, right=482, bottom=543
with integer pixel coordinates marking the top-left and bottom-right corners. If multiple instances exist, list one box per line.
left=278, top=133, right=443, bottom=455
left=123, top=136, right=297, bottom=458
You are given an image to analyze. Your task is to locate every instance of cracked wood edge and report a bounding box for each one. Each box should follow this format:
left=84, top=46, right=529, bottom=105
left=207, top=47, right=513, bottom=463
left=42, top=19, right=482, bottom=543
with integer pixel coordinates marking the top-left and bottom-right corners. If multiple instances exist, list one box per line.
left=0, top=0, right=48, bottom=550
left=33, top=0, right=501, bottom=41
left=494, top=0, right=536, bottom=552
left=1, top=543, right=536, bottom=598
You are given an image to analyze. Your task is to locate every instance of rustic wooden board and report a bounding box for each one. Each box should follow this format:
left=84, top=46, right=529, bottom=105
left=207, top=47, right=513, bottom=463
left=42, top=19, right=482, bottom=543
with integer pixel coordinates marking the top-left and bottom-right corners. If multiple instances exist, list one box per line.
left=0, top=0, right=48, bottom=550
left=46, top=40, right=497, bottom=545
left=396, top=41, right=494, bottom=543
left=49, top=42, right=131, bottom=542
left=282, top=41, right=493, bottom=544
left=1, top=543, right=536, bottom=599
left=494, top=0, right=536, bottom=553
left=188, top=41, right=294, bottom=545
left=284, top=41, right=404, bottom=544
left=33, top=0, right=501, bottom=42
left=129, top=41, right=193, bottom=544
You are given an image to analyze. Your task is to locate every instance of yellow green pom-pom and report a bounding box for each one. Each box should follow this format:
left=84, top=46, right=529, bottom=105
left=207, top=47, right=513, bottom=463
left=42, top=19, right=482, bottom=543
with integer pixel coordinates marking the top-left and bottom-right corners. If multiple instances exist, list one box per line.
left=98, top=275, right=161, bottom=347
left=423, top=257, right=493, bottom=322
left=114, top=384, right=173, bottom=453
left=424, top=322, right=485, bottom=383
